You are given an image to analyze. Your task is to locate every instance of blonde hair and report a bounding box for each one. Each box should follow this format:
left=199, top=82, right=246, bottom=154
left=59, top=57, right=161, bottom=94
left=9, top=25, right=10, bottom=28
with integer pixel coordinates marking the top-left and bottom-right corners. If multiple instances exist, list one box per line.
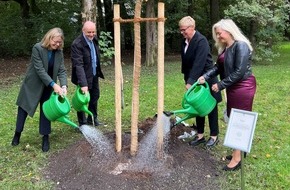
left=41, top=27, right=64, bottom=49
left=179, top=16, right=195, bottom=27
left=212, top=19, right=253, bottom=54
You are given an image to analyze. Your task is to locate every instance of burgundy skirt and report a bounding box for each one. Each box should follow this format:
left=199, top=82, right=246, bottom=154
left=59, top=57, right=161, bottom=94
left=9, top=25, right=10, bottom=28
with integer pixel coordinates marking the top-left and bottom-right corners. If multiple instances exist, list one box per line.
left=226, top=75, right=256, bottom=117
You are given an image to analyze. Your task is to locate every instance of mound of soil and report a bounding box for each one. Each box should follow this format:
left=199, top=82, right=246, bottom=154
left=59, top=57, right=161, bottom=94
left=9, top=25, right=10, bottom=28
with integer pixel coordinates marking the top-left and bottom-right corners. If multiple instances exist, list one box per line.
left=0, top=58, right=224, bottom=189
left=44, top=117, right=224, bottom=190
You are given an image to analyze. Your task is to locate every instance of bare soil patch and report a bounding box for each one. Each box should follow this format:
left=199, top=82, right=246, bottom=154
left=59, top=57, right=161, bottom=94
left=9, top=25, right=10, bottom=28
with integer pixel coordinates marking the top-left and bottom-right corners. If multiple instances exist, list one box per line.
left=0, top=57, right=225, bottom=189
left=44, top=117, right=224, bottom=190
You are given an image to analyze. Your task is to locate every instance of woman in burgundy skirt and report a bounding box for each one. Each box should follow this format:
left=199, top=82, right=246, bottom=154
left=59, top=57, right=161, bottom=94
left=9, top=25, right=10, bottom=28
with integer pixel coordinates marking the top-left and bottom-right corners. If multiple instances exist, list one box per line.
left=198, top=19, right=256, bottom=171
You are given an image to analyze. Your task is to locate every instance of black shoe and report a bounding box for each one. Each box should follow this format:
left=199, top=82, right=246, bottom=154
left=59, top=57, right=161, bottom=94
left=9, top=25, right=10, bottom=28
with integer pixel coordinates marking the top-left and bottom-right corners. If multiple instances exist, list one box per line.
left=226, top=155, right=233, bottom=160
left=87, top=117, right=103, bottom=126
left=42, top=135, right=50, bottom=152
left=226, top=152, right=246, bottom=160
left=206, top=137, right=219, bottom=147
left=190, top=124, right=198, bottom=130
left=95, top=119, right=103, bottom=126
left=222, top=161, right=241, bottom=171
left=188, top=136, right=205, bottom=146
left=11, top=132, right=21, bottom=146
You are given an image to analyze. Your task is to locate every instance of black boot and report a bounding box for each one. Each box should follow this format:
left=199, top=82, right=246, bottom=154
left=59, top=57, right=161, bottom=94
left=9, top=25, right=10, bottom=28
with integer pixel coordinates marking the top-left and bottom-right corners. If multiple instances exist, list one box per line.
left=87, top=116, right=103, bottom=126
left=42, top=135, right=50, bottom=152
left=11, top=132, right=21, bottom=146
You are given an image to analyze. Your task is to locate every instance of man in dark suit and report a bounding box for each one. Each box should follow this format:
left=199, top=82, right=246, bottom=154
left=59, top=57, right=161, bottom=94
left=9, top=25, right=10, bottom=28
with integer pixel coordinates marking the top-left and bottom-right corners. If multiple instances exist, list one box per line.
left=71, top=21, right=104, bottom=126
left=178, top=16, right=222, bottom=147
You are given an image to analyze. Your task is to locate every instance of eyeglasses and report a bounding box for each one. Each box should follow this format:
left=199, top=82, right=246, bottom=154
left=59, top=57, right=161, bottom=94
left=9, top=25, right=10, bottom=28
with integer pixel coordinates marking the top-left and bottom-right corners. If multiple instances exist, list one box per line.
left=51, top=39, right=63, bottom=45
left=180, top=26, right=191, bottom=33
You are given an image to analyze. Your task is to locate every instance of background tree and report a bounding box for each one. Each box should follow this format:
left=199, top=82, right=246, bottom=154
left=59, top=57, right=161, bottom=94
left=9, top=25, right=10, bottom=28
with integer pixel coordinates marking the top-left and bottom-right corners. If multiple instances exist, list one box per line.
left=225, top=0, right=290, bottom=61
left=0, top=0, right=289, bottom=63
left=145, top=0, right=157, bottom=66
left=82, top=0, right=97, bottom=23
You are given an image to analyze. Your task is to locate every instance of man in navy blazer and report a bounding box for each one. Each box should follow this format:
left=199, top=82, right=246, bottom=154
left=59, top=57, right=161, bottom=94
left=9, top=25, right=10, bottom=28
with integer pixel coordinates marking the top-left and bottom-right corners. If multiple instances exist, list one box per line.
left=71, top=21, right=104, bottom=126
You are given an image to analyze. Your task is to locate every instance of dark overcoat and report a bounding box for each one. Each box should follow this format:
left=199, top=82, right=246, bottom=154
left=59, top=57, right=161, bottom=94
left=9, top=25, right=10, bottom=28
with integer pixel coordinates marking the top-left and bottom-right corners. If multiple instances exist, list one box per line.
left=16, top=43, right=67, bottom=117
left=71, top=34, right=104, bottom=89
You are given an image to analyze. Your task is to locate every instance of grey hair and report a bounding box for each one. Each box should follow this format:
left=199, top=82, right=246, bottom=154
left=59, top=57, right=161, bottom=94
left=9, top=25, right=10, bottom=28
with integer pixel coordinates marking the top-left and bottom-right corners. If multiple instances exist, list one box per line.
left=212, top=19, right=253, bottom=54
left=179, top=16, right=195, bottom=27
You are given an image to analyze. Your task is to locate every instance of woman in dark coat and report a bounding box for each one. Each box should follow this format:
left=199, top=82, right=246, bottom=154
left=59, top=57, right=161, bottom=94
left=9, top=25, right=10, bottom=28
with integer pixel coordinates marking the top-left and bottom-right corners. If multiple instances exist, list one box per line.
left=199, top=19, right=256, bottom=171
left=178, top=16, right=222, bottom=147
left=11, top=27, right=68, bottom=152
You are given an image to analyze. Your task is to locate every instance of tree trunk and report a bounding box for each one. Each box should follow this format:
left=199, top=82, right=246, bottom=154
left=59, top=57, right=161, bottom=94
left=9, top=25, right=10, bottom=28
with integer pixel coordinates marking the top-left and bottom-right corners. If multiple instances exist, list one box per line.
left=96, top=0, right=104, bottom=31
left=130, top=0, right=142, bottom=156
left=120, top=2, right=134, bottom=50
left=104, top=0, right=114, bottom=34
left=209, top=0, right=219, bottom=26
left=30, top=0, right=41, bottom=14
left=3, top=0, right=30, bottom=19
left=209, top=0, right=219, bottom=52
left=145, top=0, right=157, bottom=66
left=188, top=0, right=194, bottom=16
left=286, top=0, right=290, bottom=39
left=82, top=0, right=97, bottom=23
left=249, top=19, right=257, bottom=48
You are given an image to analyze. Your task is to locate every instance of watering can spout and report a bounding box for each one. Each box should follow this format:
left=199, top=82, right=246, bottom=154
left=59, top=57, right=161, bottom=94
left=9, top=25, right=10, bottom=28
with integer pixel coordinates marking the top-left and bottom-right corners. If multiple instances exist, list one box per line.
left=168, top=81, right=217, bottom=126
left=81, top=106, right=93, bottom=117
left=57, top=116, right=79, bottom=129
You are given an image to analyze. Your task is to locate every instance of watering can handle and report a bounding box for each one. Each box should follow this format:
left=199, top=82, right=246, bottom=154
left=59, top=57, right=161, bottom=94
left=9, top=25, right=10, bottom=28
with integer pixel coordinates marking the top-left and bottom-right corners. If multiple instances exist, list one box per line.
left=51, top=91, right=67, bottom=101
left=77, top=85, right=90, bottom=97
left=185, top=81, right=208, bottom=96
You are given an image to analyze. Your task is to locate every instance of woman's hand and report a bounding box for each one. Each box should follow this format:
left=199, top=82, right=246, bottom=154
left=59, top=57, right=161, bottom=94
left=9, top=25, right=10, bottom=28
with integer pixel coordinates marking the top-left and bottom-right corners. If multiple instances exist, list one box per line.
left=198, top=76, right=206, bottom=84
left=52, top=83, right=64, bottom=97
left=185, top=83, right=191, bottom=90
left=211, top=83, right=219, bottom=93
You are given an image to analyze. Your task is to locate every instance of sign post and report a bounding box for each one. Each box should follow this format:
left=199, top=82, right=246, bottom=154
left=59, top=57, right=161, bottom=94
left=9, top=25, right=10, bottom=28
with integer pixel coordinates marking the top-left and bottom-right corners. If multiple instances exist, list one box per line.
left=224, top=108, right=258, bottom=190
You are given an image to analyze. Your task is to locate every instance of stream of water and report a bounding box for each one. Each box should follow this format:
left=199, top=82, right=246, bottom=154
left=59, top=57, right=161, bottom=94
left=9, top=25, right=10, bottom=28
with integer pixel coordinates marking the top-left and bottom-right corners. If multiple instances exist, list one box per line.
left=79, top=113, right=172, bottom=175
left=79, top=125, right=115, bottom=158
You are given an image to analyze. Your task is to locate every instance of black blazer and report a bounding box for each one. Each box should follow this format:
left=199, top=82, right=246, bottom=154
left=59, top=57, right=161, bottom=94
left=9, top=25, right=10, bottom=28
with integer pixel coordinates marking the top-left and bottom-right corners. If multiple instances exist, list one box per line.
left=71, top=34, right=104, bottom=89
left=181, top=30, right=222, bottom=102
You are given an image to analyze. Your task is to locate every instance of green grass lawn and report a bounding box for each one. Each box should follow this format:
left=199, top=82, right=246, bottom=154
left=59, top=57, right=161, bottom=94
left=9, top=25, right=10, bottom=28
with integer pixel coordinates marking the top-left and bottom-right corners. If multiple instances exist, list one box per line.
left=0, top=42, right=289, bottom=189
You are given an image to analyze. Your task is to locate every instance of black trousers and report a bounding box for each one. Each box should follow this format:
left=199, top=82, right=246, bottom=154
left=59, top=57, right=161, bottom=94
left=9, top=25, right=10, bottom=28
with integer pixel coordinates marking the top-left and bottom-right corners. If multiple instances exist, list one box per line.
left=196, top=104, right=219, bottom=136
left=77, top=75, right=100, bottom=125
left=15, top=88, right=52, bottom=135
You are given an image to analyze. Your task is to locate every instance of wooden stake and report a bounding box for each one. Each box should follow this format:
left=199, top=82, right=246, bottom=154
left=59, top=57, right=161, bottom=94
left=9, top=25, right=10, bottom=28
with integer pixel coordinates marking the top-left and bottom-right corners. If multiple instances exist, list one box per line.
left=113, top=1, right=166, bottom=157
left=130, top=0, right=142, bottom=156
left=157, top=2, right=165, bottom=159
left=114, top=4, right=122, bottom=152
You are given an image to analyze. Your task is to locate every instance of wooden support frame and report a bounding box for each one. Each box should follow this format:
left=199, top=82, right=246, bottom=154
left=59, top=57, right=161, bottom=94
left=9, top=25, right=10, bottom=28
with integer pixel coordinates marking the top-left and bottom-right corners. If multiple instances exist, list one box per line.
left=113, top=2, right=165, bottom=158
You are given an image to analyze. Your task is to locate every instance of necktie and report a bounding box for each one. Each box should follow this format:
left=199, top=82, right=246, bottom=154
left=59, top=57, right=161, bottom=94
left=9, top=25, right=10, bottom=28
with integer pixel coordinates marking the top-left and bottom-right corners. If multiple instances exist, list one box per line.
left=89, top=41, right=97, bottom=76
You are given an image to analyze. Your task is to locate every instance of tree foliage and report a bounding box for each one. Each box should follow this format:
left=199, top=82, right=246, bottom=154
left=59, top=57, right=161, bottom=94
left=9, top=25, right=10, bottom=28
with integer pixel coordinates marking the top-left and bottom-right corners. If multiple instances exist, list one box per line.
left=224, top=0, right=290, bottom=62
left=0, top=0, right=289, bottom=63
left=0, top=0, right=81, bottom=56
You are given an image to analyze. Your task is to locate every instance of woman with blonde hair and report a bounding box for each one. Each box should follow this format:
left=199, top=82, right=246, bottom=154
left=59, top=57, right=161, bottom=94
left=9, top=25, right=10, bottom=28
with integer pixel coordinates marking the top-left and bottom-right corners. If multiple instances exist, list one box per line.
left=198, top=19, right=256, bottom=171
left=11, top=27, right=68, bottom=152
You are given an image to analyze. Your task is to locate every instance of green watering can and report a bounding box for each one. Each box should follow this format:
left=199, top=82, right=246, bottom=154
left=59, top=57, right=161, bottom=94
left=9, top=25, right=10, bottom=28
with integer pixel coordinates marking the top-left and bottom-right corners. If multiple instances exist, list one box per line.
left=165, top=81, right=216, bottom=126
left=71, top=86, right=93, bottom=116
left=43, top=92, right=78, bottom=129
